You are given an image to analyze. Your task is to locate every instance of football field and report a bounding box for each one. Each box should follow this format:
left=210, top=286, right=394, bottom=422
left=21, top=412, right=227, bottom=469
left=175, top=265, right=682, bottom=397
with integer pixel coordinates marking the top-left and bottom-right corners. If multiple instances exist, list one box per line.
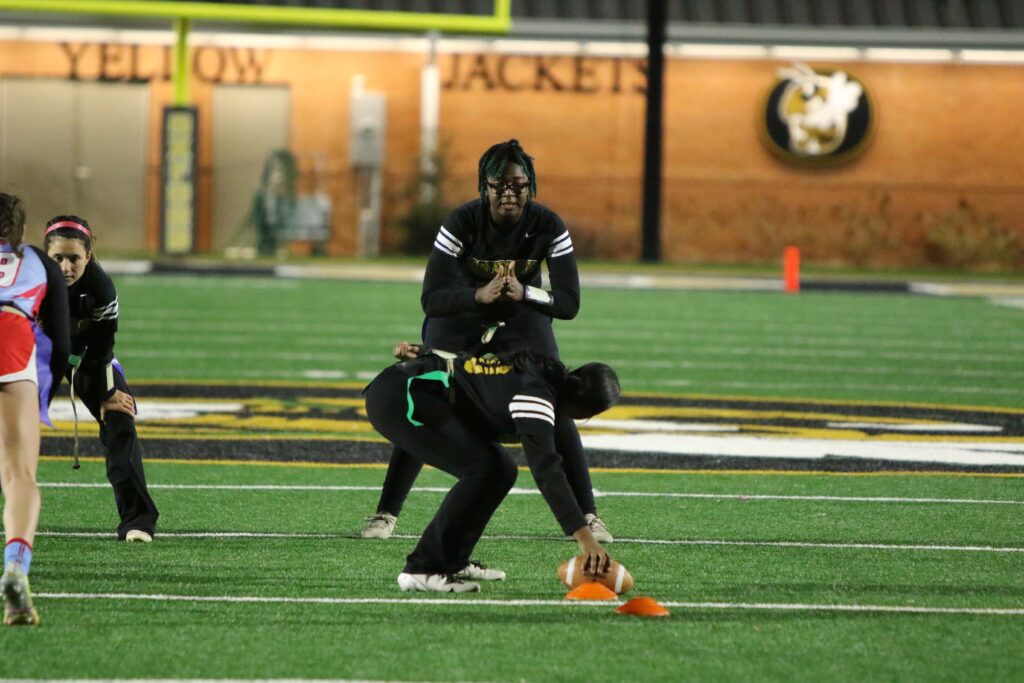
left=20, top=273, right=1024, bottom=681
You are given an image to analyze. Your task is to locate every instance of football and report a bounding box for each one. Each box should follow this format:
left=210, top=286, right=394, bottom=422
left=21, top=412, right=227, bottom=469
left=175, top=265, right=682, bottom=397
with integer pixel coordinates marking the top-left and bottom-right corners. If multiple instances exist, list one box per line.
left=557, top=555, right=634, bottom=594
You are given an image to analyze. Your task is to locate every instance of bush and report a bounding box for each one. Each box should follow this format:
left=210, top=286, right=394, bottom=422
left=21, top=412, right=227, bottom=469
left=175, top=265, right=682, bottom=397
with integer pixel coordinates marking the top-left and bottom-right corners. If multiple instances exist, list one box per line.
left=923, top=200, right=1023, bottom=270
left=396, top=146, right=454, bottom=255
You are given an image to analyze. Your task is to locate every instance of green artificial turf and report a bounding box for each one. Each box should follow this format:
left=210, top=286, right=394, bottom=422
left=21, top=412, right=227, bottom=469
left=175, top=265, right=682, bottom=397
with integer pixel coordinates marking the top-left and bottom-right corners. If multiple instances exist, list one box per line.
left=15, top=459, right=1024, bottom=681
left=113, top=275, right=1024, bottom=407
left=8, top=272, right=1023, bottom=680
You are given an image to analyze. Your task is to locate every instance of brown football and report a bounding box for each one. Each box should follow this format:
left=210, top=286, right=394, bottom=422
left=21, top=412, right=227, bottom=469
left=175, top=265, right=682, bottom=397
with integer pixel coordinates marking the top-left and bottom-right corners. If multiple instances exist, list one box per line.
left=557, top=555, right=635, bottom=594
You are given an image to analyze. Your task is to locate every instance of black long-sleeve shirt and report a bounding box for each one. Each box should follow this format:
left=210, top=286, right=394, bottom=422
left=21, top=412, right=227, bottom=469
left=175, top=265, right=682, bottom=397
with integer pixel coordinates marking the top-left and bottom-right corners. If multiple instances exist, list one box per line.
left=421, top=199, right=580, bottom=356
left=445, top=352, right=587, bottom=535
left=66, top=259, right=120, bottom=399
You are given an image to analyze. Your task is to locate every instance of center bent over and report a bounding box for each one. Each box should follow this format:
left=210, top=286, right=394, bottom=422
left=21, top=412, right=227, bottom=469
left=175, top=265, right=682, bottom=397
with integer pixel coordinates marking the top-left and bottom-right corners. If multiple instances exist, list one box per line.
left=364, top=350, right=621, bottom=592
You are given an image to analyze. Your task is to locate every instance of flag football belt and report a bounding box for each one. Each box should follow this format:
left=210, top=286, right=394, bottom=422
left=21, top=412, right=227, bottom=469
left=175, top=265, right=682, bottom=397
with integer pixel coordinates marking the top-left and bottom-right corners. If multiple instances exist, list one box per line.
left=401, top=351, right=456, bottom=427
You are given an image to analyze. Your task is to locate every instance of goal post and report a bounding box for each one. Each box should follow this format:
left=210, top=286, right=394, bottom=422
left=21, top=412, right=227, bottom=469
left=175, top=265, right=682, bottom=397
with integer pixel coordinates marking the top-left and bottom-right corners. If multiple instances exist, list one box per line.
left=0, top=0, right=513, bottom=35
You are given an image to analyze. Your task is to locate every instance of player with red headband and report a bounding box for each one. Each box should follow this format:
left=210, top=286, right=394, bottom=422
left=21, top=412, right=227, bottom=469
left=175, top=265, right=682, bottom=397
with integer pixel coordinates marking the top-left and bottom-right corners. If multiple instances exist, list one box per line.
left=44, top=215, right=159, bottom=543
left=1, top=193, right=70, bottom=626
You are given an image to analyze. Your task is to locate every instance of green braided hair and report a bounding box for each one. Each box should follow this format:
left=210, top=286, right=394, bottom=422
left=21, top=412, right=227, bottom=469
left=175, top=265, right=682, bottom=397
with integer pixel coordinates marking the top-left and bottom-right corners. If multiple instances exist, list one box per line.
left=477, top=139, right=537, bottom=202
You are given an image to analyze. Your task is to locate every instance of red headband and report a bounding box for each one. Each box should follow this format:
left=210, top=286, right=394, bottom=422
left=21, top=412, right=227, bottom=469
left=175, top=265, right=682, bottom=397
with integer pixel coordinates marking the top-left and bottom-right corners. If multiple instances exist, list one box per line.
left=45, top=220, right=92, bottom=238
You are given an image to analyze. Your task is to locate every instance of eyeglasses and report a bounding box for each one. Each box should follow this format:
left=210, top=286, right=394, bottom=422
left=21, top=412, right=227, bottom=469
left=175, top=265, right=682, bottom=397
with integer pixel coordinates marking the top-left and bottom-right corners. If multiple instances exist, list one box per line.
left=486, top=180, right=530, bottom=195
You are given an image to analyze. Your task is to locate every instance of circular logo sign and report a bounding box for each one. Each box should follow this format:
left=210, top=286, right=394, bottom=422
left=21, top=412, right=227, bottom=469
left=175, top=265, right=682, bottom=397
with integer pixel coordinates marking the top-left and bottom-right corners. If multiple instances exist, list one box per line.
left=761, top=63, right=874, bottom=165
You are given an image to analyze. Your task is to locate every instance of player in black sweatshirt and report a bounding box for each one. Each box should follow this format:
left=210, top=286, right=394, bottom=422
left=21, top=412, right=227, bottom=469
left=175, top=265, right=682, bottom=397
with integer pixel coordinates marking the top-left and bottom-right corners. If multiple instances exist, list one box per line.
left=44, top=215, right=158, bottom=542
left=364, top=349, right=621, bottom=592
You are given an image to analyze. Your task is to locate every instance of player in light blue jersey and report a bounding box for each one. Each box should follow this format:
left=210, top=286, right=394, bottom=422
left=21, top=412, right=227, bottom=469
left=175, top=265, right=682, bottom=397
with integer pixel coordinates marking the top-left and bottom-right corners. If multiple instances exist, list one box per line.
left=0, top=193, right=70, bottom=626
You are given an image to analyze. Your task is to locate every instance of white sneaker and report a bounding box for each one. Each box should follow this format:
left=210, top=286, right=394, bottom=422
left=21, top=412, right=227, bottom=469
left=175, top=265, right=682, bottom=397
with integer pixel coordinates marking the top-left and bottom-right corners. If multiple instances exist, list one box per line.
left=125, top=530, right=153, bottom=543
left=454, top=561, right=506, bottom=581
left=585, top=513, right=613, bottom=544
left=361, top=512, right=397, bottom=539
left=397, top=572, right=481, bottom=593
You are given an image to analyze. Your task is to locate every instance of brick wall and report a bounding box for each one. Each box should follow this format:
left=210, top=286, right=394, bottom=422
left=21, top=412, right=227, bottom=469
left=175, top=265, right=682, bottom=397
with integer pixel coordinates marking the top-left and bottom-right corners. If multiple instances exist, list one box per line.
left=2, top=38, right=1021, bottom=267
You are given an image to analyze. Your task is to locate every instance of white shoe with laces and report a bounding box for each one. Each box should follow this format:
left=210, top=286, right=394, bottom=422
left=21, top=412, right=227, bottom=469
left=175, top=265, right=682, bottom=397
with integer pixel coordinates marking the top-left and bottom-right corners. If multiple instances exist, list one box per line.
left=585, top=513, right=613, bottom=544
left=453, top=561, right=506, bottom=581
left=361, top=512, right=397, bottom=539
left=397, top=572, right=481, bottom=593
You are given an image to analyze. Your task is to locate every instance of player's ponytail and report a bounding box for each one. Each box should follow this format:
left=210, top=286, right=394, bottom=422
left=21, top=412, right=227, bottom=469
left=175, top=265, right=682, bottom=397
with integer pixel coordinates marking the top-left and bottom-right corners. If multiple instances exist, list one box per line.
left=0, top=192, right=27, bottom=256
left=505, top=350, right=568, bottom=385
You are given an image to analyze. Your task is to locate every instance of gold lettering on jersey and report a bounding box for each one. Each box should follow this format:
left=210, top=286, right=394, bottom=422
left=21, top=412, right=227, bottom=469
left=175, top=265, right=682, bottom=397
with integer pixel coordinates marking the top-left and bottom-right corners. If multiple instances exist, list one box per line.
left=463, top=356, right=512, bottom=375
left=467, top=258, right=539, bottom=280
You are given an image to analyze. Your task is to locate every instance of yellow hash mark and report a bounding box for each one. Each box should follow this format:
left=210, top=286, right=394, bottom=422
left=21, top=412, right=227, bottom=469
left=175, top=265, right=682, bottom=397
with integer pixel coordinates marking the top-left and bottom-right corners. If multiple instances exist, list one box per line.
left=38, top=456, right=1024, bottom=478
left=603, top=404, right=1011, bottom=426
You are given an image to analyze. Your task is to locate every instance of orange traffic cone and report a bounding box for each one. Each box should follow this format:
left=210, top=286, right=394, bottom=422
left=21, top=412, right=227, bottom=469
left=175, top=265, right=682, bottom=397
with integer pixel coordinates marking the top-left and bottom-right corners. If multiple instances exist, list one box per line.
left=564, top=582, right=618, bottom=601
left=615, top=596, right=670, bottom=617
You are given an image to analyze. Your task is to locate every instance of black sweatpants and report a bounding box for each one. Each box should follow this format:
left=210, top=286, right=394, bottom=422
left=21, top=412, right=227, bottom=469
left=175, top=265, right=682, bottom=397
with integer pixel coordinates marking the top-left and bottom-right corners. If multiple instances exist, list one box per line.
left=364, top=366, right=518, bottom=575
left=375, top=414, right=593, bottom=518
left=72, top=364, right=159, bottom=539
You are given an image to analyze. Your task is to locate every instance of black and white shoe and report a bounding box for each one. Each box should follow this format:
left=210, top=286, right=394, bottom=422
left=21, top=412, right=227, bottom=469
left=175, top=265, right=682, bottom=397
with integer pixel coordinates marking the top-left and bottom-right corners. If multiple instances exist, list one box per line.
left=453, top=561, right=506, bottom=581
left=397, top=572, right=481, bottom=593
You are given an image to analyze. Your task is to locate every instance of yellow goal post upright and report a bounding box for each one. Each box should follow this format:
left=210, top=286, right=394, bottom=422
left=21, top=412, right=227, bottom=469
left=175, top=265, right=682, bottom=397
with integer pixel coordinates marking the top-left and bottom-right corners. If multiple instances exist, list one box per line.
left=0, top=0, right=512, bottom=254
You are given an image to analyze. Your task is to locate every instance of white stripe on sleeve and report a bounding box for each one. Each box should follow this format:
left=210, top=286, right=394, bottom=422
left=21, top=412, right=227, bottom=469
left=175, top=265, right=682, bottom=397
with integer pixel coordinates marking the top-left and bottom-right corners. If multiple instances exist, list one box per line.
left=510, top=395, right=555, bottom=425
left=439, top=226, right=463, bottom=249
left=549, top=234, right=573, bottom=258
left=435, top=232, right=462, bottom=255
left=91, top=298, right=119, bottom=321
left=510, top=409, right=555, bottom=426
left=433, top=239, right=459, bottom=258
left=512, top=394, right=554, bottom=412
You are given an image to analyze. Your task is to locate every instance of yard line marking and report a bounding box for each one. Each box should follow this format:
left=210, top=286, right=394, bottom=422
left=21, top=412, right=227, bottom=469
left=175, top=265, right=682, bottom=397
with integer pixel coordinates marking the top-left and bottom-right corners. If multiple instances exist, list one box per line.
left=657, top=602, right=1024, bottom=615
left=34, top=591, right=1024, bottom=616
left=649, top=378, right=1024, bottom=397
left=37, top=482, right=1024, bottom=506
left=14, top=680, right=449, bottom=683
left=35, top=530, right=1024, bottom=553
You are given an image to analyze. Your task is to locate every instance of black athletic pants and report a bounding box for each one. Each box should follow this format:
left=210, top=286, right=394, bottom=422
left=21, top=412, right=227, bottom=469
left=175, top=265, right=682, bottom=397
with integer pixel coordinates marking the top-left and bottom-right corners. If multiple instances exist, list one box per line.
left=375, top=414, right=593, bottom=518
left=72, top=365, right=159, bottom=539
left=364, top=366, right=518, bottom=575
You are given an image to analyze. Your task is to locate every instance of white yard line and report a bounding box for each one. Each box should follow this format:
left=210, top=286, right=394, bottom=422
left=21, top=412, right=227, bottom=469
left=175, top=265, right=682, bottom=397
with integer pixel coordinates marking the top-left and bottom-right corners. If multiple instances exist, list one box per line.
left=649, top=377, right=1024, bottom=396
left=0, top=680, right=440, bottom=683
left=33, top=591, right=1024, bottom=616
left=34, top=530, right=1024, bottom=553
left=37, top=482, right=1024, bottom=506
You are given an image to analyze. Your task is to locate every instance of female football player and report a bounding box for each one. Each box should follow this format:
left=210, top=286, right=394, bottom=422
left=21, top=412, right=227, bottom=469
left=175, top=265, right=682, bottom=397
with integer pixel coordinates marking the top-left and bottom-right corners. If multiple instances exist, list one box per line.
left=362, top=139, right=612, bottom=544
left=1, top=193, right=70, bottom=626
left=44, top=215, right=158, bottom=543
left=364, top=349, right=620, bottom=592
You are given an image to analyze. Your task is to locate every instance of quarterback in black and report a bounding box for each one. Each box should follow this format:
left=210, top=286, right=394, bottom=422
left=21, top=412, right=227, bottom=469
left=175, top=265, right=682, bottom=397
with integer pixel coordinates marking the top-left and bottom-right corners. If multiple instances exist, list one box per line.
left=364, top=140, right=611, bottom=544
left=44, top=216, right=158, bottom=542
left=364, top=350, right=621, bottom=592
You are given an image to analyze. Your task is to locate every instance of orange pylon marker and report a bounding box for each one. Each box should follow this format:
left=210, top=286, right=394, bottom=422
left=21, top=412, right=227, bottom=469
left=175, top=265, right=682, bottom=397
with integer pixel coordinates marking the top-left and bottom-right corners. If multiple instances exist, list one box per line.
left=615, top=596, right=670, bottom=617
left=783, top=246, right=800, bottom=293
left=564, top=582, right=618, bottom=601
